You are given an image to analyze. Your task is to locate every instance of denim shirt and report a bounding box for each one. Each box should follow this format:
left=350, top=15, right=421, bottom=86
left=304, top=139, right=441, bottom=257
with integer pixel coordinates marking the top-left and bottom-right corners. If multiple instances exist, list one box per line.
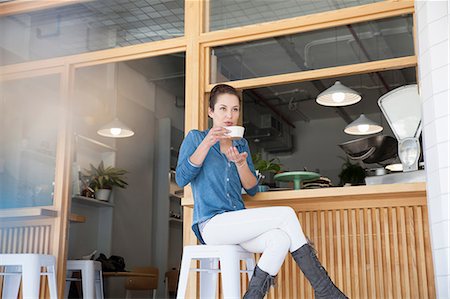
left=175, top=129, right=258, bottom=244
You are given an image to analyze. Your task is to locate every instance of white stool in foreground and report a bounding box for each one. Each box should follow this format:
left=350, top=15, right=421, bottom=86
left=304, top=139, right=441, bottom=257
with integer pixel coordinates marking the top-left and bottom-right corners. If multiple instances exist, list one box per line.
left=64, top=260, right=104, bottom=299
left=177, top=245, right=255, bottom=299
left=0, top=254, right=58, bottom=299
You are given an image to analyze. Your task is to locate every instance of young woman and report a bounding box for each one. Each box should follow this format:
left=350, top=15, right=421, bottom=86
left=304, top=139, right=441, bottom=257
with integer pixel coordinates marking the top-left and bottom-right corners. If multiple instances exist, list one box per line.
left=176, top=84, right=347, bottom=299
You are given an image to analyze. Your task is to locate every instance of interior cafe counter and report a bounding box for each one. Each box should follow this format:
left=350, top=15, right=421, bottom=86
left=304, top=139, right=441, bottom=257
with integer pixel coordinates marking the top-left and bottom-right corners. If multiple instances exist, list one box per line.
left=181, top=182, right=435, bottom=299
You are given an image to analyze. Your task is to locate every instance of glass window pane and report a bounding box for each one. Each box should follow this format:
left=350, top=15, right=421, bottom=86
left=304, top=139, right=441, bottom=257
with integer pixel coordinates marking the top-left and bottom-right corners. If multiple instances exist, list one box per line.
left=0, top=0, right=184, bottom=66
left=211, top=15, right=414, bottom=83
left=68, top=54, right=185, bottom=261
left=208, top=0, right=384, bottom=32
left=0, top=74, right=60, bottom=208
left=242, top=67, right=417, bottom=185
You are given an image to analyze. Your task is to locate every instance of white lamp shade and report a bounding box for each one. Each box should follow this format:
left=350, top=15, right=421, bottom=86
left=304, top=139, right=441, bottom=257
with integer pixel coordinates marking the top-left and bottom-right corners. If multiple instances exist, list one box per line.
left=316, top=81, right=361, bottom=106
left=344, top=114, right=383, bottom=135
left=97, top=118, right=135, bottom=138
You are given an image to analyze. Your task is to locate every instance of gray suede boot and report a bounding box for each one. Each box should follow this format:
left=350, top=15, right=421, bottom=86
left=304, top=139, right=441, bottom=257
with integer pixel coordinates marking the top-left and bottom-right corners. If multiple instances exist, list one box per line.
left=243, top=266, right=275, bottom=299
left=291, top=243, right=348, bottom=299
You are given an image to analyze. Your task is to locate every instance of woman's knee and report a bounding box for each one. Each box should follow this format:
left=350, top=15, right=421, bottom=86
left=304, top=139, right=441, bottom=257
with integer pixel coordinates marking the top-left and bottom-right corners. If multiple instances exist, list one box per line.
left=266, top=229, right=291, bottom=252
left=275, top=206, right=297, bottom=221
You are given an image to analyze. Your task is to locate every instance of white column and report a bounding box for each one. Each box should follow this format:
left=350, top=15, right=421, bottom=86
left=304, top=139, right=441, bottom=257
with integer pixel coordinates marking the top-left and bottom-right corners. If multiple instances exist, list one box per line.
left=415, top=1, right=450, bottom=298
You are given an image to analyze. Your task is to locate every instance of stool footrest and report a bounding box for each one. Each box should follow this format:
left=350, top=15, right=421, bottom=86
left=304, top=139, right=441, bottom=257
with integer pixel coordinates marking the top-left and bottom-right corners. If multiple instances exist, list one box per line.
left=190, top=268, right=252, bottom=274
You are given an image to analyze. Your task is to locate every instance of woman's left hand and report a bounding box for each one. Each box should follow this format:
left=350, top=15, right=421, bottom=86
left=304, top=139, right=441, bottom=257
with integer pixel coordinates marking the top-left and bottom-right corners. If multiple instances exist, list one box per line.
left=226, top=146, right=248, bottom=168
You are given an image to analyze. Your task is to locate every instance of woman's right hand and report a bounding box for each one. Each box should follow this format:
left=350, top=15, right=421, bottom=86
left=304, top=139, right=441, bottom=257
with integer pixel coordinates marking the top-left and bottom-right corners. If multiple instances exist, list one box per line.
left=203, top=127, right=230, bottom=148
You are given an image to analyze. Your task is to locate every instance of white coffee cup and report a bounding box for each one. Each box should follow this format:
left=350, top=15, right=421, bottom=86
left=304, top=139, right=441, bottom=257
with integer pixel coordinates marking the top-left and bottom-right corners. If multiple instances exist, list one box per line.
left=225, top=126, right=245, bottom=140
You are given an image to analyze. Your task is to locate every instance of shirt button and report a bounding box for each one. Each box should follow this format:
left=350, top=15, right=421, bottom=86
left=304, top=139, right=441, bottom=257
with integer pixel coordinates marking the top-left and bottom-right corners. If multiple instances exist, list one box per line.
left=233, top=205, right=236, bottom=209
left=226, top=178, right=230, bottom=182
left=228, top=163, right=231, bottom=167
left=227, top=193, right=230, bottom=197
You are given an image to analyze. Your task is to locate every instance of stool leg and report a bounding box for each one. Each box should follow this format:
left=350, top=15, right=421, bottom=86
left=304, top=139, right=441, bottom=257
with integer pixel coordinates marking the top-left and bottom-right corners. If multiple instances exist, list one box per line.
left=200, top=258, right=219, bottom=299
left=47, top=265, right=58, bottom=299
left=220, top=253, right=241, bottom=299
left=95, top=269, right=104, bottom=299
left=2, top=266, right=21, bottom=299
left=22, top=258, right=41, bottom=299
left=176, top=254, right=192, bottom=299
left=245, top=257, right=256, bottom=280
left=81, top=264, right=96, bottom=298
left=64, top=280, right=71, bottom=299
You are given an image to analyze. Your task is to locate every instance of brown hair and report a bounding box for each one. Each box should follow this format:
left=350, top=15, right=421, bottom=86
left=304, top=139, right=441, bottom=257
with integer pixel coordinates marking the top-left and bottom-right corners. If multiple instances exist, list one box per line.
left=209, top=84, right=241, bottom=110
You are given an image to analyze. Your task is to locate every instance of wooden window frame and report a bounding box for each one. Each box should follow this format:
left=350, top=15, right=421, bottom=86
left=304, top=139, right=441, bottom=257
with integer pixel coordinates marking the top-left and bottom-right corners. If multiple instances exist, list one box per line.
left=0, top=1, right=417, bottom=297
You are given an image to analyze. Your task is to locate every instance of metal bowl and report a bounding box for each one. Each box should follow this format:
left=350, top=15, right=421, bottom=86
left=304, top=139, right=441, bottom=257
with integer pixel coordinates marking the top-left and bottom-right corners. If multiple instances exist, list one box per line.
left=339, top=135, right=398, bottom=164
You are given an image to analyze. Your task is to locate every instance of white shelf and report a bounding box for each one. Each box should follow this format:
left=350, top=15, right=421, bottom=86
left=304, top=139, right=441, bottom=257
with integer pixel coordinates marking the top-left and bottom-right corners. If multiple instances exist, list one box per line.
left=72, top=196, right=114, bottom=207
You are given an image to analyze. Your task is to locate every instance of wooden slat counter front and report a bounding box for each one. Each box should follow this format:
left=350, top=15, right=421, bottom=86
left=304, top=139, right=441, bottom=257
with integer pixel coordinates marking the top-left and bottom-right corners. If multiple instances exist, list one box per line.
left=181, top=182, right=435, bottom=299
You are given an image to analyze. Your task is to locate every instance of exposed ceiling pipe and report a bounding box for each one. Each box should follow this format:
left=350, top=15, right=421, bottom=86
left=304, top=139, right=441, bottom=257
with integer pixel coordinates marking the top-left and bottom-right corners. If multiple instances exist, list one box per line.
left=302, top=27, right=409, bottom=69
left=346, top=24, right=391, bottom=92
left=370, top=22, right=409, bottom=85
left=335, top=108, right=353, bottom=124
left=275, top=36, right=353, bottom=124
left=246, top=90, right=296, bottom=128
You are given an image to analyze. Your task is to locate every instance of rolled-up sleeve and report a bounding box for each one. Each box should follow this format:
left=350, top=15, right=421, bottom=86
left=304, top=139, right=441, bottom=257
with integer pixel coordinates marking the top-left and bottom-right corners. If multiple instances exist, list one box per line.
left=242, top=140, right=258, bottom=196
left=176, top=131, right=202, bottom=187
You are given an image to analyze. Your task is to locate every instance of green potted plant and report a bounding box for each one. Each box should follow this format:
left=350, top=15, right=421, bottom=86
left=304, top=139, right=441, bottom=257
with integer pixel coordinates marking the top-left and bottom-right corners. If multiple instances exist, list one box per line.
left=338, top=157, right=366, bottom=186
left=252, top=153, right=283, bottom=191
left=83, top=161, right=129, bottom=201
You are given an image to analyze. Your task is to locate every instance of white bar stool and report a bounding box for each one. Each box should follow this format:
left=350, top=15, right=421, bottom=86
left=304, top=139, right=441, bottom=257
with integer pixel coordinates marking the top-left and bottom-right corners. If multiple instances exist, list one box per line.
left=0, top=254, right=58, bottom=299
left=176, top=245, right=255, bottom=299
left=64, top=260, right=104, bottom=299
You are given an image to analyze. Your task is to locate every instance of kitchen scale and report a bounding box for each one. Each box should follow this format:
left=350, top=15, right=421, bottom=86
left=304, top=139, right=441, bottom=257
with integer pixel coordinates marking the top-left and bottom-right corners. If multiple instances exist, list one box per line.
left=378, top=84, right=422, bottom=172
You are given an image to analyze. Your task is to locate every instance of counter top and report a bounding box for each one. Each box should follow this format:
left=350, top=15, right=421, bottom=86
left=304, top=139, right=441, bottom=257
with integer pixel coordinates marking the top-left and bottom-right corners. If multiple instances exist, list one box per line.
left=181, top=182, right=426, bottom=208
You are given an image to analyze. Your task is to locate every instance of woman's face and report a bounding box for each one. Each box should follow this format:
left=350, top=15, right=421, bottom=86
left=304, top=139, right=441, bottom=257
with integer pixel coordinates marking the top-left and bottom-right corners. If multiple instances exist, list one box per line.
left=208, top=93, right=240, bottom=127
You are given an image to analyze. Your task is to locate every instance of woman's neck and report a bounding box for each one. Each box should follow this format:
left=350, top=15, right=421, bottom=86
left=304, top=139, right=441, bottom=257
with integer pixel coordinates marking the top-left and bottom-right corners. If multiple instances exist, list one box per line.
left=219, top=139, right=232, bottom=153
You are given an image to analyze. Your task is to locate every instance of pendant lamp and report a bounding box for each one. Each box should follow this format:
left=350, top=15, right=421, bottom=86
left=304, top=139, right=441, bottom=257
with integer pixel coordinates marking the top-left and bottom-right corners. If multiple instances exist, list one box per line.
left=97, top=118, right=134, bottom=138
left=97, top=65, right=134, bottom=138
left=344, top=114, right=383, bottom=135
left=316, top=81, right=361, bottom=106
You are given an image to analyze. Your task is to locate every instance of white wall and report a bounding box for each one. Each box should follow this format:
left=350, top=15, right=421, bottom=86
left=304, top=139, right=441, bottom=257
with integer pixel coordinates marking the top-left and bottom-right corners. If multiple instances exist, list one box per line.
left=415, top=1, right=450, bottom=297
left=155, top=85, right=185, bottom=132
left=107, top=63, right=158, bottom=298
left=152, top=84, right=184, bottom=298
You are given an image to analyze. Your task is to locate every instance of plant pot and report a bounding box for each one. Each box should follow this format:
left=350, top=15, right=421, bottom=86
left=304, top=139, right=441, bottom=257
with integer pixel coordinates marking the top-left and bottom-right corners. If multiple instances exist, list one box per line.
left=95, top=189, right=111, bottom=201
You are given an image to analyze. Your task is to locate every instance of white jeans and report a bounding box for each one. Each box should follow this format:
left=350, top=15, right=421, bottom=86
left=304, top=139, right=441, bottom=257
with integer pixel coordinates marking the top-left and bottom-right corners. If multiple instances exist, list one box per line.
left=201, top=206, right=308, bottom=276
